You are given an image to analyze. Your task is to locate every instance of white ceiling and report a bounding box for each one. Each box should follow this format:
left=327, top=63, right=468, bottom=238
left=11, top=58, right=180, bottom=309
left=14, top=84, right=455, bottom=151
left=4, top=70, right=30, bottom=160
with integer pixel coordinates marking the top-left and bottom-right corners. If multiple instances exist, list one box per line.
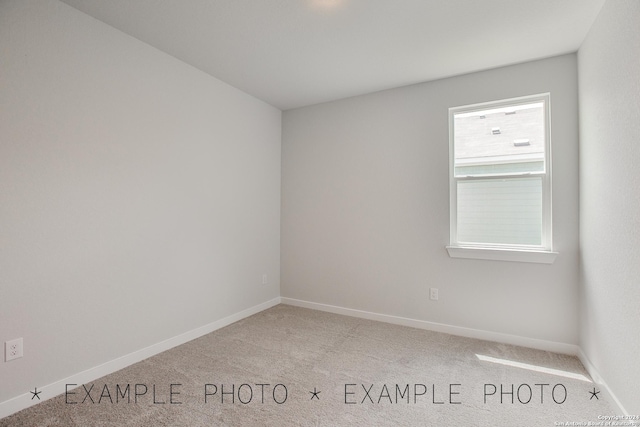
left=59, top=0, right=606, bottom=110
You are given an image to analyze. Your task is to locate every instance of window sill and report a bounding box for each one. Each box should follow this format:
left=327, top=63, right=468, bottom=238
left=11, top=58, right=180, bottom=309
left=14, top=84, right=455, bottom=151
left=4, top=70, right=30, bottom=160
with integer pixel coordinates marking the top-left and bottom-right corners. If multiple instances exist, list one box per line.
left=446, top=246, right=558, bottom=264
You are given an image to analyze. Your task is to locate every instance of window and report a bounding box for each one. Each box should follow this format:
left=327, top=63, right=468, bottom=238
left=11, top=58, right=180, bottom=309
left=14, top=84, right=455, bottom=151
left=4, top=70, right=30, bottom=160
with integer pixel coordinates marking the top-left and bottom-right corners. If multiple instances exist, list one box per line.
left=447, top=93, right=557, bottom=263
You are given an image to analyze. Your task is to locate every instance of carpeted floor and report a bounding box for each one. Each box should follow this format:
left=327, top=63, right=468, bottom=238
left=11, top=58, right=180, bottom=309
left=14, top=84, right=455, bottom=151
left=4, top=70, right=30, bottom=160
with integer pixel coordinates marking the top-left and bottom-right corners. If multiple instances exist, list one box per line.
left=1, top=304, right=615, bottom=426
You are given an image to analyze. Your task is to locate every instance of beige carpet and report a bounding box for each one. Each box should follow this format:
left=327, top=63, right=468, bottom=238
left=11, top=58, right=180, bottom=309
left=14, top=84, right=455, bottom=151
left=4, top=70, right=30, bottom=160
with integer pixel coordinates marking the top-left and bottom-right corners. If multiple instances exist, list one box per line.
left=1, top=305, right=615, bottom=426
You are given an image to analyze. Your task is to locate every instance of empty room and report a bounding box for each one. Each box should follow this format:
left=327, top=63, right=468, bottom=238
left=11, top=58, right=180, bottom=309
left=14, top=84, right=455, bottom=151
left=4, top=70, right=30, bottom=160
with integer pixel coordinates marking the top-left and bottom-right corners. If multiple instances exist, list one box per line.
left=1, top=0, right=638, bottom=425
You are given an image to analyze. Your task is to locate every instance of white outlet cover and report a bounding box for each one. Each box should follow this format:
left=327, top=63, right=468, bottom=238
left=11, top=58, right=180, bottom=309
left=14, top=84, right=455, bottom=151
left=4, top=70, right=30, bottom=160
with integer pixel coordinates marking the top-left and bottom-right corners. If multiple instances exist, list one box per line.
left=5, top=338, right=23, bottom=362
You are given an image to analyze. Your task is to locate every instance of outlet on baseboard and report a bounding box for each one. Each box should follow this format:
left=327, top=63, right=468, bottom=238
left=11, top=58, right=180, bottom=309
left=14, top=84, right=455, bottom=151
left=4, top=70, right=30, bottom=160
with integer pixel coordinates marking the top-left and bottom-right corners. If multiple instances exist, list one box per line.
left=5, top=338, right=23, bottom=362
left=429, top=288, right=439, bottom=301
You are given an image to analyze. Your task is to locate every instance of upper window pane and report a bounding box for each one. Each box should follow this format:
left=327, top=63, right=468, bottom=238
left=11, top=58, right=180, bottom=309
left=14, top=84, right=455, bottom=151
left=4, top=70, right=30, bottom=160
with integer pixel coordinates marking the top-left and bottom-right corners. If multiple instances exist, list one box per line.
left=453, top=102, right=545, bottom=177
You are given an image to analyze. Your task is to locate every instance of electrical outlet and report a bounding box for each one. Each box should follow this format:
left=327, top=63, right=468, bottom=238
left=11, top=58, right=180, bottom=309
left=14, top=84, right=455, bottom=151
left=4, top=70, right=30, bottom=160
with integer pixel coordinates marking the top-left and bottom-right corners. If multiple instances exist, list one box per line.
left=262, top=274, right=268, bottom=285
left=429, top=288, right=439, bottom=301
left=5, top=338, right=23, bottom=362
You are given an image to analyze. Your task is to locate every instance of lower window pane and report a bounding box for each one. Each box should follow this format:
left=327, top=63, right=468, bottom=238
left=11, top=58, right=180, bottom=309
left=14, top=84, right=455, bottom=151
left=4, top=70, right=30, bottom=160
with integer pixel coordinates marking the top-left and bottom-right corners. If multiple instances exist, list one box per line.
left=457, top=177, right=542, bottom=246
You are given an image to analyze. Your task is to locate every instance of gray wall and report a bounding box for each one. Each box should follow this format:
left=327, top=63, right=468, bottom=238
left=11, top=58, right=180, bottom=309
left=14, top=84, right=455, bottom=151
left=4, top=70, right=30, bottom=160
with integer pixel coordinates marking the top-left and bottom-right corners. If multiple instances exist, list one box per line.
left=0, top=0, right=281, bottom=404
left=282, top=55, right=579, bottom=345
left=578, top=0, right=640, bottom=414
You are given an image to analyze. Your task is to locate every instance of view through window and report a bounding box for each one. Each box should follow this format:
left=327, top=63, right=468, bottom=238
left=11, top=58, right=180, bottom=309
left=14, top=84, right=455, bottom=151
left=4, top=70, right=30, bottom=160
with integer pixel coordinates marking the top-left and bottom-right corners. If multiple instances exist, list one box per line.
left=449, top=94, right=551, bottom=250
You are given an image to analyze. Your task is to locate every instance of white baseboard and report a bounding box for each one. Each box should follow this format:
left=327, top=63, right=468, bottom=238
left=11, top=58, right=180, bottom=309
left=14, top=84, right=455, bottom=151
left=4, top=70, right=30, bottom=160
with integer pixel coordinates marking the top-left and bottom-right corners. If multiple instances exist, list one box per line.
left=3, top=296, right=628, bottom=420
left=281, top=297, right=579, bottom=355
left=577, top=348, right=629, bottom=416
left=282, top=297, right=632, bottom=415
left=0, top=297, right=281, bottom=420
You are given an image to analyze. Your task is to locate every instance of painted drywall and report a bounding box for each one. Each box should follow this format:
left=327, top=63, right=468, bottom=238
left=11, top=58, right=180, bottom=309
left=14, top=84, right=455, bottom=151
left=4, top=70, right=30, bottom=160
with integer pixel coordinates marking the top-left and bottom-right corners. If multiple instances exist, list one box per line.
left=578, top=0, right=640, bottom=414
left=282, top=54, right=579, bottom=345
left=0, top=0, right=281, bottom=405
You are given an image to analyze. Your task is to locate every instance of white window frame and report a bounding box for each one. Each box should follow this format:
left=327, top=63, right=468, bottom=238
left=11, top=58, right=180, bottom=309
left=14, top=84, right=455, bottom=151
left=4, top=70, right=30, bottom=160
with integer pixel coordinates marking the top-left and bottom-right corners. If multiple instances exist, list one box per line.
left=446, top=93, right=558, bottom=264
